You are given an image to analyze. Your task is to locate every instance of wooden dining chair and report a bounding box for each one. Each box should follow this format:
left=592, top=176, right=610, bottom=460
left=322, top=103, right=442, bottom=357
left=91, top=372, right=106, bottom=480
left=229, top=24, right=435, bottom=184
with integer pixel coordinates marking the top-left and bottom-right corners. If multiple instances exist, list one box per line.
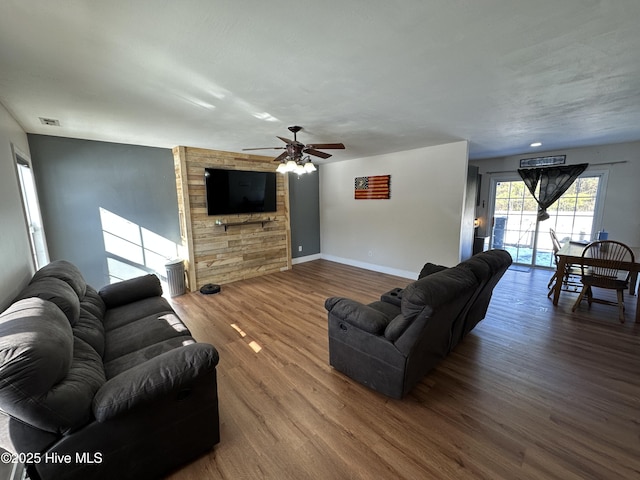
left=547, top=228, right=581, bottom=297
left=571, top=240, right=636, bottom=322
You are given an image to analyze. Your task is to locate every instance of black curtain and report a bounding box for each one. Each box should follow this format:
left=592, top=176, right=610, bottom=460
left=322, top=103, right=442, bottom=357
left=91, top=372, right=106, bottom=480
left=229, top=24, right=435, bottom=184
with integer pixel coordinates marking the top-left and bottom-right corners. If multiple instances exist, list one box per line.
left=517, top=163, right=588, bottom=221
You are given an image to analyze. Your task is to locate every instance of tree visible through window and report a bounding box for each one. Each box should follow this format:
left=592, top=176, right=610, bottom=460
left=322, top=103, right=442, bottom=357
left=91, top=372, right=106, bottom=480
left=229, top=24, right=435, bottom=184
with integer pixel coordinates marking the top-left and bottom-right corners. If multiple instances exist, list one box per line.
left=491, top=174, right=603, bottom=267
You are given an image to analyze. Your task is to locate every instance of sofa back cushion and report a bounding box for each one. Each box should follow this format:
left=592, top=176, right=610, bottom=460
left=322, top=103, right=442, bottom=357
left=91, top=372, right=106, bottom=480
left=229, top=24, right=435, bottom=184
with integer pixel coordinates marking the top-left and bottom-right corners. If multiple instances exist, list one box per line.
left=0, top=297, right=105, bottom=434
left=401, top=267, right=479, bottom=320
left=74, top=286, right=107, bottom=357
left=389, top=267, right=479, bottom=344
left=459, top=250, right=512, bottom=336
left=14, top=277, right=80, bottom=326
left=31, top=260, right=87, bottom=299
left=418, top=262, right=448, bottom=279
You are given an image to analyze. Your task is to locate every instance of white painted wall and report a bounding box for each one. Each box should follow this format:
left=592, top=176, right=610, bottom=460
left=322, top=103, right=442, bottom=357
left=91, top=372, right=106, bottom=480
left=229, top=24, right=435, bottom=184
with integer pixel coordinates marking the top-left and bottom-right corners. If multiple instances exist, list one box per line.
left=470, top=141, right=640, bottom=247
left=0, top=104, right=35, bottom=309
left=320, top=141, right=469, bottom=279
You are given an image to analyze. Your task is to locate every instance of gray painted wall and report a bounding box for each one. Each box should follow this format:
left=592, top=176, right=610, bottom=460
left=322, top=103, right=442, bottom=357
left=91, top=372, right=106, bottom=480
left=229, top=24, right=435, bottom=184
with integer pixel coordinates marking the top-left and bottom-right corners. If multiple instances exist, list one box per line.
left=289, top=170, right=321, bottom=258
left=28, top=135, right=181, bottom=289
left=0, top=105, right=34, bottom=310
left=27, top=135, right=320, bottom=288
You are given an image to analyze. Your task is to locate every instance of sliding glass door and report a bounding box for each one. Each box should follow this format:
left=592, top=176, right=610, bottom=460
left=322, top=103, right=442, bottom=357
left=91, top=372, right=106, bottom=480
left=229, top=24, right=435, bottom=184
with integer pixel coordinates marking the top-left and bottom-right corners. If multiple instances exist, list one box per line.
left=488, top=171, right=607, bottom=267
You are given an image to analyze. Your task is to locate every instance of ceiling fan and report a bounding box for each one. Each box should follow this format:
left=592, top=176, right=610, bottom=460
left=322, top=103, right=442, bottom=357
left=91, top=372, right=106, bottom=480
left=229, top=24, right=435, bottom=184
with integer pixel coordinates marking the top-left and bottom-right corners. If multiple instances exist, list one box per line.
left=242, top=126, right=345, bottom=173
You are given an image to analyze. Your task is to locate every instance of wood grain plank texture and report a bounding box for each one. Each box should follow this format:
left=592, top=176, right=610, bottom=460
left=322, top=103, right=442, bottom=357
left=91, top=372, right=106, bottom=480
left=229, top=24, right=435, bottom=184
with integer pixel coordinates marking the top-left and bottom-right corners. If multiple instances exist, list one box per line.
left=173, top=147, right=291, bottom=290
left=166, top=260, right=640, bottom=480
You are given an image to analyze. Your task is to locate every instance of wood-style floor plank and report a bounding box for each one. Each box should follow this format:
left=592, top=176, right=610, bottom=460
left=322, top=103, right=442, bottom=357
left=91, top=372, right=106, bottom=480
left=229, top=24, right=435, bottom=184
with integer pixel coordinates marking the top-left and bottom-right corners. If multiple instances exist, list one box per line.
left=166, top=260, right=640, bottom=480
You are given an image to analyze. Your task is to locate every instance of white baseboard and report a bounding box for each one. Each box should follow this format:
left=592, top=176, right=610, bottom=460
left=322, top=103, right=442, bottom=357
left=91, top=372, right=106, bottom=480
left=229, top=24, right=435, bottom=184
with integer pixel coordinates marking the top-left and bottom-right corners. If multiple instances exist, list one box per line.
left=292, top=253, right=322, bottom=265
left=320, top=254, right=416, bottom=280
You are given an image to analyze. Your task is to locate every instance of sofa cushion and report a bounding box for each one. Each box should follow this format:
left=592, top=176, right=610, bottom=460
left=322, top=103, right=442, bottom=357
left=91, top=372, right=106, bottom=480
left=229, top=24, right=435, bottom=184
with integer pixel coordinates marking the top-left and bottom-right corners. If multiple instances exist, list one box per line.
left=102, top=296, right=174, bottom=331
left=104, top=336, right=197, bottom=379
left=99, top=274, right=163, bottom=310
left=81, top=285, right=106, bottom=320
left=0, top=297, right=106, bottom=435
left=0, top=298, right=73, bottom=396
left=418, top=262, right=448, bottom=279
left=401, top=267, right=479, bottom=320
left=41, top=336, right=106, bottom=433
left=103, top=311, right=191, bottom=362
left=324, top=297, right=392, bottom=335
left=14, top=277, right=80, bottom=326
left=73, top=310, right=106, bottom=357
left=475, top=249, right=513, bottom=275
left=458, top=256, right=492, bottom=283
left=93, top=343, right=218, bottom=422
left=383, top=314, right=417, bottom=342
left=31, top=260, right=87, bottom=299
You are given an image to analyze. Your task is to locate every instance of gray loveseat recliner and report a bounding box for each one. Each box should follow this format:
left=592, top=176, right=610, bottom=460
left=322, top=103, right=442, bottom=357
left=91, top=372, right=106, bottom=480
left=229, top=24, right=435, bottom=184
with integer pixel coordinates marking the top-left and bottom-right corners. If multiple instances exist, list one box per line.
left=325, top=250, right=512, bottom=399
left=0, top=260, right=219, bottom=480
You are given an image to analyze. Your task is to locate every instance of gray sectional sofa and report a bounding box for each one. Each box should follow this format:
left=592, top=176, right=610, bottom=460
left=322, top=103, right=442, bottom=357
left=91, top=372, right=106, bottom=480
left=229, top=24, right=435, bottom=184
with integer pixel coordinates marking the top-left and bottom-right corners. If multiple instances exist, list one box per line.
left=325, top=250, right=512, bottom=398
left=0, top=260, right=220, bottom=480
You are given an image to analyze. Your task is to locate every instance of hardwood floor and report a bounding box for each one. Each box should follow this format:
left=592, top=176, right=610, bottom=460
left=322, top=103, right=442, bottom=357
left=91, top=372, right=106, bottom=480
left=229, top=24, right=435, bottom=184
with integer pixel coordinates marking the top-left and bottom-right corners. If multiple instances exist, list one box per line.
left=166, top=260, right=640, bottom=480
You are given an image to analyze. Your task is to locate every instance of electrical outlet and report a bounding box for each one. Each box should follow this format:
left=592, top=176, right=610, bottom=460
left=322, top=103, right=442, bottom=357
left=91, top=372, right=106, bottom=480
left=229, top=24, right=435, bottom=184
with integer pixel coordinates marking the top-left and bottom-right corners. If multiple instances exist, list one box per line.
left=298, top=245, right=303, bottom=252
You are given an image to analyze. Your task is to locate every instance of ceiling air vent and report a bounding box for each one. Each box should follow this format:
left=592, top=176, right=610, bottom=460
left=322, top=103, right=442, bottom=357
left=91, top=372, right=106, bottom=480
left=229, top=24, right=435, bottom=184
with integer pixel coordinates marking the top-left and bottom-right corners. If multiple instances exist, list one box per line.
left=39, top=117, right=60, bottom=126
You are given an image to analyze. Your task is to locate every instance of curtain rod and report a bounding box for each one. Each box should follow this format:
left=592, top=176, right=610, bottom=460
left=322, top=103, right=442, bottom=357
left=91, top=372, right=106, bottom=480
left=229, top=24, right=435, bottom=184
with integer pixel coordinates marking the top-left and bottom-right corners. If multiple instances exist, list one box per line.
left=484, top=160, right=627, bottom=175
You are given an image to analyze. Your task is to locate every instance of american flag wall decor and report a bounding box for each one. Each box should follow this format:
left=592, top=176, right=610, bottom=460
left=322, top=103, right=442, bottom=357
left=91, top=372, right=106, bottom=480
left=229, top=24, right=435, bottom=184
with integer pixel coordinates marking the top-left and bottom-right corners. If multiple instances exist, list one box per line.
left=354, top=175, right=391, bottom=199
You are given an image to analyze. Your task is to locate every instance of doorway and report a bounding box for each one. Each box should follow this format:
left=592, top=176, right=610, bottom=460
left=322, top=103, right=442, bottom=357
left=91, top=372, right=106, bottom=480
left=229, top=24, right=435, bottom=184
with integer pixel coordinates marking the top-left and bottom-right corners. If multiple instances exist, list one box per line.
left=488, top=171, right=607, bottom=266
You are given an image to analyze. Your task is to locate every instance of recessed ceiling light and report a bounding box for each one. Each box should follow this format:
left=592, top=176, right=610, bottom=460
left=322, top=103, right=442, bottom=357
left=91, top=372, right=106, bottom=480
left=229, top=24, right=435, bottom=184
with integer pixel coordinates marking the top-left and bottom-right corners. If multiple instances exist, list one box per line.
left=530, top=142, right=542, bottom=147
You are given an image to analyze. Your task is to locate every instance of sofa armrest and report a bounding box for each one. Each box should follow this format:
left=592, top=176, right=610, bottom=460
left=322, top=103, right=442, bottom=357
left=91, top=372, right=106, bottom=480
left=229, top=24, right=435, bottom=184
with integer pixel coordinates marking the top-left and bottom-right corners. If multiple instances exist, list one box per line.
left=98, top=274, right=163, bottom=309
left=380, top=287, right=403, bottom=307
left=92, top=343, right=219, bottom=422
left=324, top=297, right=390, bottom=335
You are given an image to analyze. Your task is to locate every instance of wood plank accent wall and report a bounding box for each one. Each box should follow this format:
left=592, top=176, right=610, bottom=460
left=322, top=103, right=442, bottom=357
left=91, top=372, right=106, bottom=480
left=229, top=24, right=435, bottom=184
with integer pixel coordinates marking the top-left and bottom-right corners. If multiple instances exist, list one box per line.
left=173, top=146, right=291, bottom=291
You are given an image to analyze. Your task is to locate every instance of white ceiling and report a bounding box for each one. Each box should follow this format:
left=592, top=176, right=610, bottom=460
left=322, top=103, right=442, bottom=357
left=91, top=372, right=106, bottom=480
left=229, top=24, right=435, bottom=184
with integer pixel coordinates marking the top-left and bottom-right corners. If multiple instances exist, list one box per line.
left=2, top=0, right=640, bottom=162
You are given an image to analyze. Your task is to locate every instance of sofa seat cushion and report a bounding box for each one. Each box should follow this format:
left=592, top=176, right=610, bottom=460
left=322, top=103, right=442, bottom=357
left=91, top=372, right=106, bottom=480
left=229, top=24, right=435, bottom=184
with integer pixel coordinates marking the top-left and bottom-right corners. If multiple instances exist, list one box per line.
left=102, top=296, right=174, bottom=331
left=103, top=311, right=192, bottom=362
left=104, top=336, right=197, bottom=379
left=14, top=277, right=80, bottom=326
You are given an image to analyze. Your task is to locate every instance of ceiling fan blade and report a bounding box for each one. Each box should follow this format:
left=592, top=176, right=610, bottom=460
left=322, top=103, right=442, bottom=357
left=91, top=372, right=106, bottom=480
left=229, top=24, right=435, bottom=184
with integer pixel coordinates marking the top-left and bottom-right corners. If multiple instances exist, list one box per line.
left=273, top=151, right=289, bottom=162
left=305, top=148, right=332, bottom=159
left=242, top=147, right=285, bottom=151
left=277, top=136, right=295, bottom=145
left=306, top=143, right=345, bottom=150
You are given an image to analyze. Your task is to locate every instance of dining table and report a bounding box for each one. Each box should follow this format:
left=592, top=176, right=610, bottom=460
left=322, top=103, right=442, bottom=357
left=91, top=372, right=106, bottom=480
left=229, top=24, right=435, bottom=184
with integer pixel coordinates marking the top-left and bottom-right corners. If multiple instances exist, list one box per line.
left=552, top=242, right=640, bottom=323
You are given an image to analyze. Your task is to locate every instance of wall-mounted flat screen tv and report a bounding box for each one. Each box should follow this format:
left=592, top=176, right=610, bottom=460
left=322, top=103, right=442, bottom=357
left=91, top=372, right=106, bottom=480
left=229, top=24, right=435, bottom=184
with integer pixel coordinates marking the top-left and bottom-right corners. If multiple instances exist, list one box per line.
left=204, top=168, right=277, bottom=215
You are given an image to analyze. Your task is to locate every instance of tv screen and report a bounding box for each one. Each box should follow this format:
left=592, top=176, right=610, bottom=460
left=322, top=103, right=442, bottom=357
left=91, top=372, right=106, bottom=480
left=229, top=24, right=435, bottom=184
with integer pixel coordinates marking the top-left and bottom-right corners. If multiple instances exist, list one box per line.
left=204, top=168, right=277, bottom=215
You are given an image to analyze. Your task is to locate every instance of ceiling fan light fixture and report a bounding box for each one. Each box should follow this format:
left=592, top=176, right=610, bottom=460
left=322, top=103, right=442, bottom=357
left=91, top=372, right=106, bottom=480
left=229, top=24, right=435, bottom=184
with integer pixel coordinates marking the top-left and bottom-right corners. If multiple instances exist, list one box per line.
left=245, top=125, right=344, bottom=174
left=285, top=159, right=298, bottom=172
left=303, top=159, right=317, bottom=173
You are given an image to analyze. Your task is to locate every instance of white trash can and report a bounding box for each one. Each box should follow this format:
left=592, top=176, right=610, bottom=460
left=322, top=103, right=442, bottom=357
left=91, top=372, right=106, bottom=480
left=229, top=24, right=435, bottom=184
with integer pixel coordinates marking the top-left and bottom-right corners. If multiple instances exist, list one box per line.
left=165, top=258, right=186, bottom=297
